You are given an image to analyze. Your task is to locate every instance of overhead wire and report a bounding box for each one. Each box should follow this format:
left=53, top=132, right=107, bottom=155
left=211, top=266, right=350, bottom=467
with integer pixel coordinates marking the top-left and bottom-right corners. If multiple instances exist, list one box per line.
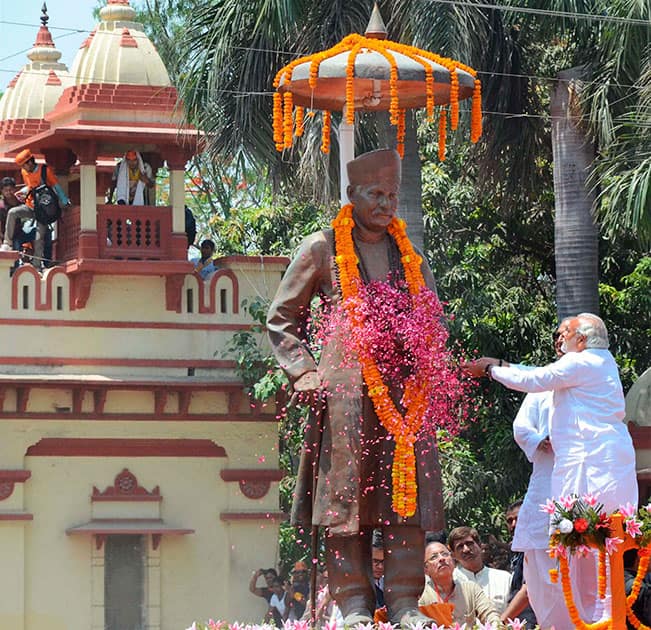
left=0, top=0, right=647, bottom=36
left=428, top=0, right=650, bottom=25
left=0, top=6, right=646, bottom=130
left=0, top=0, right=648, bottom=64
left=0, top=61, right=644, bottom=93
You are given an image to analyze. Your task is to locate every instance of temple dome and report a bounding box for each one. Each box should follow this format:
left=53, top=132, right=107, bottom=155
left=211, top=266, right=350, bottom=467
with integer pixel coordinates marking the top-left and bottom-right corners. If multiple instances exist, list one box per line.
left=70, top=0, right=171, bottom=87
left=0, top=10, right=72, bottom=125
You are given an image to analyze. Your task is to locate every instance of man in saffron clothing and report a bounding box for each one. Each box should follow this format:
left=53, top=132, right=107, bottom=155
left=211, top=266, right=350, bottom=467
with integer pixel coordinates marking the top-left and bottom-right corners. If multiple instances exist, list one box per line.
left=419, top=540, right=501, bottom=626
left=466, top=313, right=638, bottom=623
left=267, top=149, right=445, bottom=629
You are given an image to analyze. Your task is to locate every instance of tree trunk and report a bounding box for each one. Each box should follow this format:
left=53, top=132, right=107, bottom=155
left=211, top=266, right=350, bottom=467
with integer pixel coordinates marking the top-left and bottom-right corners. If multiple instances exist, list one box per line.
left=378, top=110, right=424, bottom=252
left=551, top=67, right=600, bottom=320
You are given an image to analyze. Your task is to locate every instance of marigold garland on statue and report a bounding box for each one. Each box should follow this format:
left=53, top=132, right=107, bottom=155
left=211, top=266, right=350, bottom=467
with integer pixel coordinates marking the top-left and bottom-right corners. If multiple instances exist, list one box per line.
left=331, top=204, right=465, bottom=518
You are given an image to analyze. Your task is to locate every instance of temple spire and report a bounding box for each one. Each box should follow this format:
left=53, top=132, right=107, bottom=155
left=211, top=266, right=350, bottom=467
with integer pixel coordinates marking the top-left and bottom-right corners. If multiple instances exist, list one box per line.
left=41, top=2, right=49, bottom=28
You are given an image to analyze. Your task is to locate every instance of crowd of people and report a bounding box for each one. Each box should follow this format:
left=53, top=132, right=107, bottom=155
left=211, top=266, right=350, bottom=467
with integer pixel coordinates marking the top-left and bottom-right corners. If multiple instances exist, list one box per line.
left=0, top=147, right=216, bottom=278
left=265, top=149, right=646, bottom=629
left=250, top=495, right=651, bottom=629
left=247, top=501, right=565, bottom=628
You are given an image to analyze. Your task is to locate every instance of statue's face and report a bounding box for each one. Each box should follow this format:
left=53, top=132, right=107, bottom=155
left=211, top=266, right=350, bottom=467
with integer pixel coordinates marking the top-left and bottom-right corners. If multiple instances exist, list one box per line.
left=348, top=179, right=399, bottom=234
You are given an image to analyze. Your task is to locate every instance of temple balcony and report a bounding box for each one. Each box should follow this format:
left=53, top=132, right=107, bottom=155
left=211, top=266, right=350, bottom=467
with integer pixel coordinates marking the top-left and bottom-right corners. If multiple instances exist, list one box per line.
left=57, top=204, right=182, bottom=262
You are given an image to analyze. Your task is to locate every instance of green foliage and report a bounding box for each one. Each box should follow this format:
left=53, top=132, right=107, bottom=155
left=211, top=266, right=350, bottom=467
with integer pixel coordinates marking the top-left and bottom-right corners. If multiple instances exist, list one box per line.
left=205, top=197, right=334, bottom=257
left=139, top=0, right=651, bottom=562
left=420, top=123, right=650, bottom=538
left=222, top=297, right=287, bottom=399
left=599, top=256, right=651, bottom=389
left=220, top=137, right=649, bottom=547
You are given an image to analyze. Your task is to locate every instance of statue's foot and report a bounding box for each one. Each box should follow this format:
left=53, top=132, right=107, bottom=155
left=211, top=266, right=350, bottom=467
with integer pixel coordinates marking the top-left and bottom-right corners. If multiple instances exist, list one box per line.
left=343, top=609, right=374, bottom=626
left=394, top=608, right=433, bottom=629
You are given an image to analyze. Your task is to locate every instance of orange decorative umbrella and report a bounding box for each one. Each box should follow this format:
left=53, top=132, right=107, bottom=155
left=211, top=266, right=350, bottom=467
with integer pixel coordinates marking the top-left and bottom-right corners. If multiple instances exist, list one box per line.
left=272, top=4, right=482, bottom=202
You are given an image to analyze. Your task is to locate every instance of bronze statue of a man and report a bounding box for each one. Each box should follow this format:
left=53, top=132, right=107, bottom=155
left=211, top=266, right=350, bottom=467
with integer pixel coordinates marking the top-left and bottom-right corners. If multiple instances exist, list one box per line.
left=267, top=149, right=445, bottom=628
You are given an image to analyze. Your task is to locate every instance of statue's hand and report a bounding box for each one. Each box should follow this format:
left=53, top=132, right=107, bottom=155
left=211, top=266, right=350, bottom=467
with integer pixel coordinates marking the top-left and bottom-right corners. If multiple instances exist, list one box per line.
left=291, top=371, right=323, bottom=407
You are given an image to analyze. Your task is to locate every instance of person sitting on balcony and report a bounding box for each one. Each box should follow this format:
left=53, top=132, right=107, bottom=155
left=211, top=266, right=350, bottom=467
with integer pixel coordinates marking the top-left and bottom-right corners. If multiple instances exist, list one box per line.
left=108, top=150, right=155, bottom=205
left=0, top=150, right=70, bottom=268
left=0, top=176, right=21, bottom=241
left=191, top=239, right=217, bottom=281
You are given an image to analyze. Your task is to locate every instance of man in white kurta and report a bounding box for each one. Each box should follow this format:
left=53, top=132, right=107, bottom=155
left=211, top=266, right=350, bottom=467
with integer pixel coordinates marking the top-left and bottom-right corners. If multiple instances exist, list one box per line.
left=467, top=313, right=638, bottom=623
left=448, top=527, right=512, bottom=614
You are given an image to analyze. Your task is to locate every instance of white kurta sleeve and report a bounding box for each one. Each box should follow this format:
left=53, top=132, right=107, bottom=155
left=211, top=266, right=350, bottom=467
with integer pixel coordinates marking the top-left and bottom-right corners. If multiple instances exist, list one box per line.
left=513, top=393, right=549, bottom=462
left=491, top=353, right=586, bottom=393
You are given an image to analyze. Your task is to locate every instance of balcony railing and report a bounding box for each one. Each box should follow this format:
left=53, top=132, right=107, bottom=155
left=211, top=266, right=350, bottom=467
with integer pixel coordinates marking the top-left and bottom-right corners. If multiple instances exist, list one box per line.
left=57, top=205, right=177, bottom=262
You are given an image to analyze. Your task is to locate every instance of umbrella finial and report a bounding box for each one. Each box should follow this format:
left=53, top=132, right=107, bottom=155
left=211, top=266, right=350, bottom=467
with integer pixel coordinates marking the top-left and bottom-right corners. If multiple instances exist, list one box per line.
left=365, top=3, right=387, bottom=40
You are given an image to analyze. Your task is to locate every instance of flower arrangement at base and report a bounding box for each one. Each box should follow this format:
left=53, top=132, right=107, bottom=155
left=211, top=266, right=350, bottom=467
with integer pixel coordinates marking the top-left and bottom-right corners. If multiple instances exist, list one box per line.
left=618, top=502, right=651, bottom=630
left=542, top=494, right=612, bottom=554
left=541, top=497, right=651, bottom=630
left=620, top=501, right=651, bottom=547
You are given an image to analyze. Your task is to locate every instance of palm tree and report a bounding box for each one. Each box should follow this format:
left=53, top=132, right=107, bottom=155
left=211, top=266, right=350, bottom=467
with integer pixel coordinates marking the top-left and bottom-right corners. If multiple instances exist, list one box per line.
left=413, top=0, right=649, bottom=318
left=594, top=58, right=651, bottom=247
left=160, top=0, right=648, bottom=318
left=589, top=3, right=651, bottom=247
left=551, top=68, right=600, bottom=318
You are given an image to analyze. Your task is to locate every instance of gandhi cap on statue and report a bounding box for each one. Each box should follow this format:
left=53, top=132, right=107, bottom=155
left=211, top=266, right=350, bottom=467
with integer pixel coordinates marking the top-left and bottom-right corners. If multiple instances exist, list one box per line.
left=347, top=149, right=401, bottom=187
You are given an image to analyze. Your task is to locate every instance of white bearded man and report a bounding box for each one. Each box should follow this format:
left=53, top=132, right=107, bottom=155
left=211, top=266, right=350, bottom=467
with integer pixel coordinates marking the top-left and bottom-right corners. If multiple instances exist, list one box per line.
left=466, top=313, right=638, bottom=623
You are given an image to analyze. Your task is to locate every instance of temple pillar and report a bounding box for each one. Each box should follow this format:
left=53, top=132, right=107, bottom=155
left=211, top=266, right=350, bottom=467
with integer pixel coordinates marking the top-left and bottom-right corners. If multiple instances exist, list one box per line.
left=167, top=151, right=186, bottom=232
left=146, top=153, right=163, bottom=206
left=72, top=142, right=99, bottom=258
left=167, top=150, right=189, bottom=259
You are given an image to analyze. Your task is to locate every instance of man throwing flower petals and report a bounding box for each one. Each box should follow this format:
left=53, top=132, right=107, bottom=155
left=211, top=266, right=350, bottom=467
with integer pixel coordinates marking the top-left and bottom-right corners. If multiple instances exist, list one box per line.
left=465, top=313, right=637, bottom=624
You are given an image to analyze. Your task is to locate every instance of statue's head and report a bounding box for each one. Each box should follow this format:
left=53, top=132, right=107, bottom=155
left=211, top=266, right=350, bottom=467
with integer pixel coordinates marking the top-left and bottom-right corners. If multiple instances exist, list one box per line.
left=346, top=149, right=401, bottom=236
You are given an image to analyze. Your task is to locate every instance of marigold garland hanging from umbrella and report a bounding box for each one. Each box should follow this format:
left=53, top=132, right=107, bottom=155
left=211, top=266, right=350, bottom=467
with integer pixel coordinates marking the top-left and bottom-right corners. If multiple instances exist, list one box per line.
left=272, top=5, right=482, bottom=163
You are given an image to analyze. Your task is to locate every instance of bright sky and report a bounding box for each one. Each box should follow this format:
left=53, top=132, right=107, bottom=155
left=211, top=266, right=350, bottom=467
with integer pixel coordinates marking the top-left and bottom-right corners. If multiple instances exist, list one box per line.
left=0, top=0, right=99, bottom=92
